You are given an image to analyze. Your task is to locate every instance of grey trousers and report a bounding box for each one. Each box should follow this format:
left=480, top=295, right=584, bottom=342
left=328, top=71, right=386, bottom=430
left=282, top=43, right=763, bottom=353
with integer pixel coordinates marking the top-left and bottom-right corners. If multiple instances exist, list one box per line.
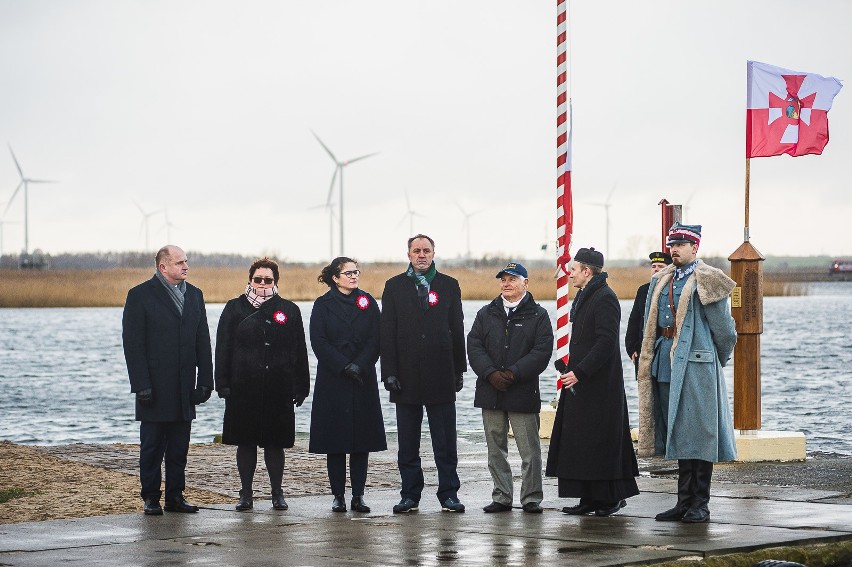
left=482, top=408, right=543, bottom=506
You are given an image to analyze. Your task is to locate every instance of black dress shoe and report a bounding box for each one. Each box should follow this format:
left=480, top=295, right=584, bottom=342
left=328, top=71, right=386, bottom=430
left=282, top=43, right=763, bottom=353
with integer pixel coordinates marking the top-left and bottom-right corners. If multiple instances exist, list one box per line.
left=681, top=505, right=710, bottom=523
left=392, top=497, right=419, bottom=513
left=350, top=496, right=371, bottom=513
left=271, top=489, right=288, bottom=511
left=522, top=502, right=543, bottom=514
left=164, top=495, right=199, bottom=513
left=332, top=494, right=347, bottom=512
left=235, top=489, right=253, bottom=511
left=655, top=504, right=689, bottom=521
left=595, top=500, right=627, bottom=517
left=562, top=502, right=596, bottom=515
left=483, top=501, right=512, bottom=513
left=143, top=497, right=163, bottom=516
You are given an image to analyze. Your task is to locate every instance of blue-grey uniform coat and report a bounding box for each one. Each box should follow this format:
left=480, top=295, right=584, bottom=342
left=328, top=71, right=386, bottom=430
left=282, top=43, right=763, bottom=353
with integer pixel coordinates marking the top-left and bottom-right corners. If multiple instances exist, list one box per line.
left=122, top=276, right=213, bottom=422
left=636, top=260, right=738, bottom=462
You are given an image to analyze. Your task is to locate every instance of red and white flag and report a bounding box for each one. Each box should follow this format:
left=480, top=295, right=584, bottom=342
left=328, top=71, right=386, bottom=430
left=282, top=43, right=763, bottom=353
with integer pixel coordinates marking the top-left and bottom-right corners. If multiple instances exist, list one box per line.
left=746, top=60, right=843, bottom=158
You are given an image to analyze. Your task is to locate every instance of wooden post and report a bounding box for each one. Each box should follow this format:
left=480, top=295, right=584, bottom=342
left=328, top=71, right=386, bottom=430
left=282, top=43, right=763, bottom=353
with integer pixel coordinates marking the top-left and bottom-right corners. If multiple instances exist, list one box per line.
left=728, top=241, right=764, bottom=430
left=658, top=199, right=682, bottom=249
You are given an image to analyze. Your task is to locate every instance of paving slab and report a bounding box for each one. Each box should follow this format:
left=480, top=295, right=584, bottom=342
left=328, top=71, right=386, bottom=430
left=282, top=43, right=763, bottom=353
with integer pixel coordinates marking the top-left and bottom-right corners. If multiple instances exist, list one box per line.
left=2, top=479, right=852, bottom=567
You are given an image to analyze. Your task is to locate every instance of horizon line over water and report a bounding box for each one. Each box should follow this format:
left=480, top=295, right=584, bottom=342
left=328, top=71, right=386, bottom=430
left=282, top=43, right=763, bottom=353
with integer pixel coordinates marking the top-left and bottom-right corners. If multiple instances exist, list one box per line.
left=1, top=281, right=850, bottom=455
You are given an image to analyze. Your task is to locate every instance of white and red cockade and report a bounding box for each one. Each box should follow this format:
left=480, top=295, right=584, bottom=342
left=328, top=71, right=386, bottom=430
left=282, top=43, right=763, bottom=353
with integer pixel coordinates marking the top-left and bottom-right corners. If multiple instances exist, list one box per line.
left=428, top=291, right=439, bottom=306
left=356, top=295, right=370, bottom=310
left=272, top=311, right=287, bottom=325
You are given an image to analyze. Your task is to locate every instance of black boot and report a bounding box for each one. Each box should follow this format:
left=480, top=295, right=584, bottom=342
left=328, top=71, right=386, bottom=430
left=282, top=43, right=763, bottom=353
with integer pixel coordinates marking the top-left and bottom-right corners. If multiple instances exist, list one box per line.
left=350, top=495, right=371, bottom=513
left=655, top=459, right=694, bottom=521
left=271, top=488, right=288, bottom=510
left=332, top=494, right=347, bottom=512
left=682, top=460, right=712, bottom=523
left=236, top=489, right=253, bottom=511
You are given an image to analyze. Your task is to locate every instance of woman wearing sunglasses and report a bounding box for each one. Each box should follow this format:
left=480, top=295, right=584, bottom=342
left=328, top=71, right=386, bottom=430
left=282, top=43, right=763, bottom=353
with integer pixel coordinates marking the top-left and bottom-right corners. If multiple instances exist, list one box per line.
left=214, top=257, right=310, bottom=512
left=308, top=257, right=387, bottom=513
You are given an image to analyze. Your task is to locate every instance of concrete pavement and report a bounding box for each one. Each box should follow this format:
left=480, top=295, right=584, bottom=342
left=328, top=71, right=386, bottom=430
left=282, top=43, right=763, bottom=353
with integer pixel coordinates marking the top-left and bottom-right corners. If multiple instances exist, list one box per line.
left=2, top=444, right=851, bottom=566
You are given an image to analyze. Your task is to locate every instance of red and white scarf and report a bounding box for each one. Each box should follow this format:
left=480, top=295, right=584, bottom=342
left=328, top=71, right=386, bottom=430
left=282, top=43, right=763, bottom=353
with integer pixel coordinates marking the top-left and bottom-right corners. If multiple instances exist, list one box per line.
left=244, top=283, right=278, bottom=308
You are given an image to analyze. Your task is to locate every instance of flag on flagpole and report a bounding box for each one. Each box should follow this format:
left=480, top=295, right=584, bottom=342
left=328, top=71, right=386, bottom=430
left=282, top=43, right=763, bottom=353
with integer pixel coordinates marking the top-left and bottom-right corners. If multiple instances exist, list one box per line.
left=746, top=60, right=843, bottom=158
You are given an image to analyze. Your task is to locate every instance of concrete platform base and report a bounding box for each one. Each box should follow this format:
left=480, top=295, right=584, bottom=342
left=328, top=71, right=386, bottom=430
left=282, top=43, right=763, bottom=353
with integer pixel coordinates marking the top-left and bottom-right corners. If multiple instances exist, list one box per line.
left=735, top=430, right=806, bottom=462
left=539, top=405, right=556, bottom=438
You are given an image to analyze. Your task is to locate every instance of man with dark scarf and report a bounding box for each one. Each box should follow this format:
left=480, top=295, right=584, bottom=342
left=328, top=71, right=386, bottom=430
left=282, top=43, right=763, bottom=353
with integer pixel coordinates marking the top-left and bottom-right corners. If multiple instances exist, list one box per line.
left=545, top=247, right=639, bottom=517
left=122, top=245, right=213, bottom=516
left=380, top=234, right=467, bottom=513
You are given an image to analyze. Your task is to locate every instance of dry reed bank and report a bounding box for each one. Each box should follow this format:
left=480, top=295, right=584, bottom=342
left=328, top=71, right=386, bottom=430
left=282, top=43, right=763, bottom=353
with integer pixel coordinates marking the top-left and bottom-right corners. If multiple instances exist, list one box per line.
left=0, top=265, right=802, bottom=308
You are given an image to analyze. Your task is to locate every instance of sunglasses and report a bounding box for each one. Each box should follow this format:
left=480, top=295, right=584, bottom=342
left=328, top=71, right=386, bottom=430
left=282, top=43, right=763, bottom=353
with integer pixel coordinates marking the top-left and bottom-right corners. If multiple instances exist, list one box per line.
left=252, top=276, right=274, bottom=284
left=340, top=270, right=361, bottom=278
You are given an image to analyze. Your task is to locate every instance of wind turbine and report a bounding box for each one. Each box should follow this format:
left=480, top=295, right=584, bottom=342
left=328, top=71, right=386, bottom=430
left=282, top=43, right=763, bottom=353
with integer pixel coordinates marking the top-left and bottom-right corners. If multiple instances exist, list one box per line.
left=456, top=202, right=485, bottom=260
left=134, top=201, right=162, bottom=251
left=589, top=184, right=616, bottom=259
left=397, top=190, right=424, bottom=235
left=312, top=131, right=377, bottom=256
left=0, top=216, right=19, bottom=258
left=683, top=190, right=697, bottom=223
left=308, top=198, right=337, bottom=260
left=4, top=145, right=57, bottom=255
left=161, top=208, right=178, bottom=243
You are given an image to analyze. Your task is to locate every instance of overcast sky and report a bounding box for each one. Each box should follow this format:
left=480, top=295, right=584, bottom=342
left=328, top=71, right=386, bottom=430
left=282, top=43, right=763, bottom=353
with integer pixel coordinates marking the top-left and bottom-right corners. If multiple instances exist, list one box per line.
left=1, top=0, right=850, bottom=263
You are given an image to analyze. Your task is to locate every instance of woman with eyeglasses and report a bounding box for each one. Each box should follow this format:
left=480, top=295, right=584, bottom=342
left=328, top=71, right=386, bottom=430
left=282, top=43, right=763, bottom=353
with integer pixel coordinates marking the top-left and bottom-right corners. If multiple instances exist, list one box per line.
left=308, top=257, right=387, bottom=513
left=214, top=257, right=310, bottom=512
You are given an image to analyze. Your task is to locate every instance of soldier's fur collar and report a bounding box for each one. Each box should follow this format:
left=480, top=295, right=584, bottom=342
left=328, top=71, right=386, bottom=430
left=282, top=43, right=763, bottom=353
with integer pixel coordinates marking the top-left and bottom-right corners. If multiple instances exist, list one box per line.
left=653, top=260, right=735, bottom=306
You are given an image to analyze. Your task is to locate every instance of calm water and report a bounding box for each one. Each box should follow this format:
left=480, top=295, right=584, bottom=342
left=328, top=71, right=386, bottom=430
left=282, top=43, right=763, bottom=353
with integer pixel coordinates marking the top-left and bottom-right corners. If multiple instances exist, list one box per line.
left=1, top=282, right=850, bottom=454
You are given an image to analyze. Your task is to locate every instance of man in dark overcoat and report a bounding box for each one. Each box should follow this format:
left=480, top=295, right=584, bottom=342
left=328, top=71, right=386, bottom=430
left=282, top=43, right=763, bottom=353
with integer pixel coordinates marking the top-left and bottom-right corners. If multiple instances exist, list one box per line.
left=122, top=245, right=213, bottom=515
left=625, top=251, right=672, bottom=374
left=380, top=234, right=467, bottom=513
left=468, top=262, right=553, bottom=514
left=545, top=247, right=639, bottom=517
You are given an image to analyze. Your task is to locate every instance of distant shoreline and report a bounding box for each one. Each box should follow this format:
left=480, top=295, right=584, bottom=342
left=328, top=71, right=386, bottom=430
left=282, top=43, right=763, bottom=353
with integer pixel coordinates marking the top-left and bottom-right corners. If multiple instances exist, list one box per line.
left=0, top=266, right=817, bottom=308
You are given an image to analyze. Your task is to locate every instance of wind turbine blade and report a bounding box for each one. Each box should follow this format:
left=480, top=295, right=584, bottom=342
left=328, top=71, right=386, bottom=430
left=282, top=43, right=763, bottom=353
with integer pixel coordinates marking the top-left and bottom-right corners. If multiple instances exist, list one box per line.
left=325, top=167, right=338, bottom=205
left=396, top=213, right=409, bottom=228
left=133, top=200, right=146, bottom=215
left=311, top=131, right=338, bottom=163
left=605, top=183, right=617, bottom=204
left=343, top=152, right=378, bottom=166
left=455, top=202, right=467, bottom=216
left=7, top=145, right=23, bottom=179
left=404, top=190, right=412, bottom=213
left=27, top=179, right=58, bottom=184
left=3, top=181, right=24, bottom=215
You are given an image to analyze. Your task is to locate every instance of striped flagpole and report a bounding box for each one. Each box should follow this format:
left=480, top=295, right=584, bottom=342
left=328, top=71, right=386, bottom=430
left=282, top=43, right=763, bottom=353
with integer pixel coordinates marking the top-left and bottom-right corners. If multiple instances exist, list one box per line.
left=555, top=0, right=573, bottom=383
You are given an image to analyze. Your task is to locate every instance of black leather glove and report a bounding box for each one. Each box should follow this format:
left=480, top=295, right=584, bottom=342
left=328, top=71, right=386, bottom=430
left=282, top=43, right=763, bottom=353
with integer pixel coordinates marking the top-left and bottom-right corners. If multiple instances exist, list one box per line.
left=136, top=388, right=153, bottom=406
left=343, top=363, right=363, bottom=385
left=455, top=374, right=464, bottom=392
left=217, top=387, right=231, bottom=399
left=191, top=386, right=211, bottom=405
left=293, top=395, right=306, bottom=407
left=382, top=375, right=402, bottom=392
left=487, top=371, right=512, bottom=392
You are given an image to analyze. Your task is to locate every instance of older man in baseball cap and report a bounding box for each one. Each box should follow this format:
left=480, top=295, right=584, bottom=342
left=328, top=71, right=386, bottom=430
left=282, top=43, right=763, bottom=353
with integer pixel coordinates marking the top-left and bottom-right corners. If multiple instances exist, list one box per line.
left=467, top=261, right=553, bottom=514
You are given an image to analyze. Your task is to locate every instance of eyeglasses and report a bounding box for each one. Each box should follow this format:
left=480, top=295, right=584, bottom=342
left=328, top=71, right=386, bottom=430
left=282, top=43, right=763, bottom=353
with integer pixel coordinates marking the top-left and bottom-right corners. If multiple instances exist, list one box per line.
left=252, top=276, right=274, bottom=284
left=340, top=270, right=361, bottom=278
